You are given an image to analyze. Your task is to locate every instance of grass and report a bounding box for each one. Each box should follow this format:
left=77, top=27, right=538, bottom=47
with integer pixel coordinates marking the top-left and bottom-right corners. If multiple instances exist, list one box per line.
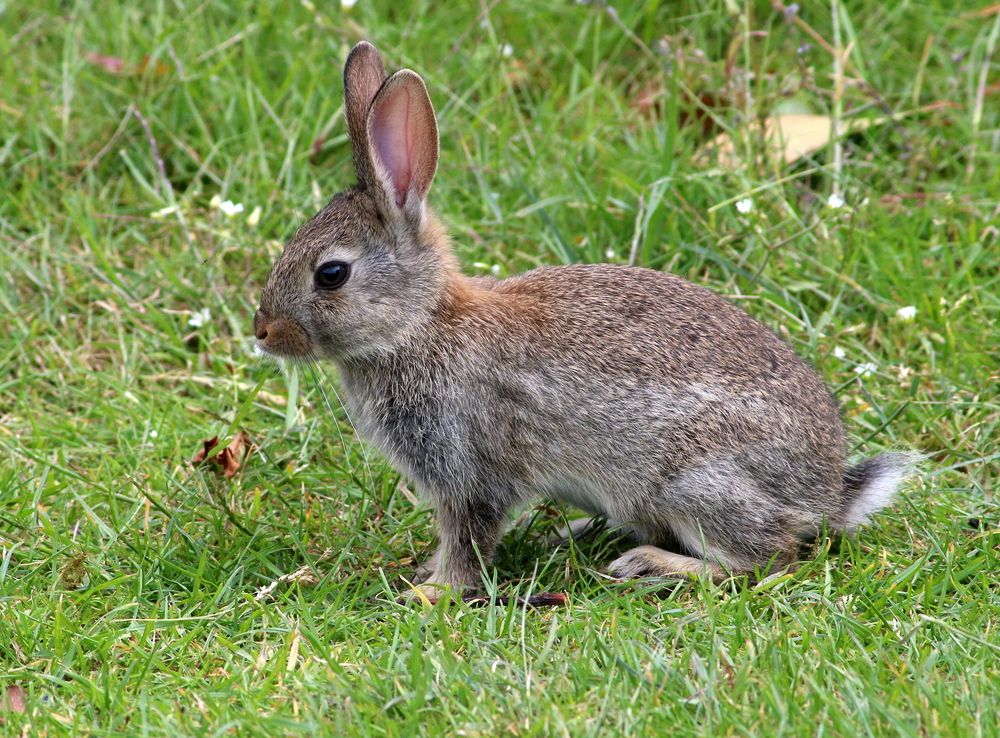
left=1, top=0, right=998, bottom=735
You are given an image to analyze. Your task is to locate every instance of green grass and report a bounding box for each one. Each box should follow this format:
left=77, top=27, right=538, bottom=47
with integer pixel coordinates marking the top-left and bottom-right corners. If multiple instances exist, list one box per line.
left=1, top=0, right=998, bottom=735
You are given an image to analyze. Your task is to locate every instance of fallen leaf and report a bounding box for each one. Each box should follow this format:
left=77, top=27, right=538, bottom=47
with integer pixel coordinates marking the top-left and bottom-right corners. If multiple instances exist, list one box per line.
left=630, top=81, right=728, bottom=136
left=461, top=591, right=568, bottom=608
left=631, top=79, right=665, bottom=119
left=963, top=3, right=1000, bottom=18
left=191, top=435, right=220, bottom=464
left=310, top=135, right=325, bottom=165
left=2, top=685, right=26, bottom=715
left=254, top=549, right=332, bottom=601
left=138, top=55, right=172, bottom=77
left=85, top=52, right=172, bottom=77
left=700, top=101, right=958, bottom=169
left=191, top=431, right=253, bottom=479
left=699, top=114, right=880, bottom=168
left=85, top=52, right=125, bottom=74
left=59, top=552, right=88, bottom=589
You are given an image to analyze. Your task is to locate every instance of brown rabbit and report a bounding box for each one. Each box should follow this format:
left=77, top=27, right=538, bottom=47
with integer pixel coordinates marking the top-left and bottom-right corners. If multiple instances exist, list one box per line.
left=253, top=42, right=918, bottom=599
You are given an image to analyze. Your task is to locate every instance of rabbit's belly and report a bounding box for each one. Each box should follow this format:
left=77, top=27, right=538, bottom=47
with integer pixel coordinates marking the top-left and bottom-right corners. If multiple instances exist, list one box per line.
left=530, top=470, right=614, bottom=517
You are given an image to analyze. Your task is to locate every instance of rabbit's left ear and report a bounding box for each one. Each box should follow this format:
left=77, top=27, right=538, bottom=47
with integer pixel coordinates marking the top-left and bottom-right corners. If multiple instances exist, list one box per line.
left=343, top=41, right=388, bottom=188
left=366, top=69, right=439, bottom=222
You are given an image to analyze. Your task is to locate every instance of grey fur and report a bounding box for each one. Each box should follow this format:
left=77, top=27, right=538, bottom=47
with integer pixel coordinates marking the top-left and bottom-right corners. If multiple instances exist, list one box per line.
left=253, top=43, right=918, bottom=597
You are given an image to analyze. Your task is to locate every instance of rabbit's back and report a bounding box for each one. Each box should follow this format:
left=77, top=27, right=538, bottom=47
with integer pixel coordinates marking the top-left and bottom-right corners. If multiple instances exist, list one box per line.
left=494, top=264, right=831, bottom=401
left=489, top=265, right=845, bottom=514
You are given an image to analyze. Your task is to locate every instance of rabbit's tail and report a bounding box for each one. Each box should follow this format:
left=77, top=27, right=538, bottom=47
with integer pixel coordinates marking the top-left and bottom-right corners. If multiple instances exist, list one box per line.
left=833, top=452, right=923, bottom=531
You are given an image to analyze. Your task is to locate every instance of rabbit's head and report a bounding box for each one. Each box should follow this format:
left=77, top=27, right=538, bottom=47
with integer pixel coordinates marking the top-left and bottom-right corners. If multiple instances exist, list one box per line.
left=254, top=42, right=454, bottom=361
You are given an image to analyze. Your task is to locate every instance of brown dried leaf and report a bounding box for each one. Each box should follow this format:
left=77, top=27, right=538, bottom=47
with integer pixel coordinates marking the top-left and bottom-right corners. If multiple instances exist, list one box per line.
left=310, top=135, right=325, bottom=165
left=462, top=591, right=568, bottom=608
left=60, top=552, right=88, bottom=589
left=85, top=52, right=172, bottom=77
left=191, top=435, right=220, bottom=465
left=698, top=114, right=879, bottom=168
left=631, top=79, right=665, bottom=119
left=191, top=432, right=253, bottom=479
left=963, top=3, right=1000, bottom=18
left=2, top=685, right=25, bottom=714
left=85, top=52, right=125, bottom=74
left=137, top=55, right=172, bottom=77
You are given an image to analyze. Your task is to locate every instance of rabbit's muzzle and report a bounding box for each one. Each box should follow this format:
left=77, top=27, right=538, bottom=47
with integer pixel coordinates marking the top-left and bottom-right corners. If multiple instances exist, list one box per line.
left=254, top=310, right=312, bottom=358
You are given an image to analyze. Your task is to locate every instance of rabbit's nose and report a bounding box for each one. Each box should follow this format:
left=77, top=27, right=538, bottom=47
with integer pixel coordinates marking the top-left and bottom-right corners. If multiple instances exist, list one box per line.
left=253, top=311, right=269, bottom=340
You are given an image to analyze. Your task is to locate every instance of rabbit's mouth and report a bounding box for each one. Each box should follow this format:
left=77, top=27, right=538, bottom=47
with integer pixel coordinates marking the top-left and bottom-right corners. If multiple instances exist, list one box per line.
left=253, top=311, right=314, bottom=360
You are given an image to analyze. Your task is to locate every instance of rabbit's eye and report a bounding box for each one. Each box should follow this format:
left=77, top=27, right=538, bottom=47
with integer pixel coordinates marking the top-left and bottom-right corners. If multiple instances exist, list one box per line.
left=315, top=261, right=350, bottom=290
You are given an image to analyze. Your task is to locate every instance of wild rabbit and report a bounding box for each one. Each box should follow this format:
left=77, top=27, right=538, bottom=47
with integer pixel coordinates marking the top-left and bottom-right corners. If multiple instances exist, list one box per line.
left=253, top=42, right=918, bottom=599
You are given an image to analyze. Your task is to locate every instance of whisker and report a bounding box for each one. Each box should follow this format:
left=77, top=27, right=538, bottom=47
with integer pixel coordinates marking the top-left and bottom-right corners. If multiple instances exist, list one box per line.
left=305, top=356, right=378, bottom=497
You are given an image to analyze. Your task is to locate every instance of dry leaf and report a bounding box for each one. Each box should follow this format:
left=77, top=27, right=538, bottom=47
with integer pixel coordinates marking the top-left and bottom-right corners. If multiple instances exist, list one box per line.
left=963, top=3, right=1000, bottom=18
left=254, top=564, right=320, bottom=601
left=630, top=80, right=728, bottom=137
left=137, top=55, right=172, bottom=77
left=191, top=435, right=220, bottom=464
left=698, top=114, right=879, bottom=168
left=2, top=685, right=26, bottom=715
left=462, top=591, right=568, bottom=608
left=85, top=52, right=172, bottom=77
left=60, top=552, right=88, bottom=589
left=85, top=52, right=125, bottom=74
left=191, top=431, right=253, bottom=479
left=254, top=549, right=332, bottom=601
left=309, top=135, right=326, bottom=165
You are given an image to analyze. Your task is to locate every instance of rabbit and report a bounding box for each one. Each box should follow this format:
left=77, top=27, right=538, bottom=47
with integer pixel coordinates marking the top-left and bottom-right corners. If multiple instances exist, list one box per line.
left=253, top=41, right=919, bottom=600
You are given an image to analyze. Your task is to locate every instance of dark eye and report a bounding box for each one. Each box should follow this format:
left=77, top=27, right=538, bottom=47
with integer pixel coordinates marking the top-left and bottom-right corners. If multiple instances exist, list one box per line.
left=315, top=261, right=350, bottom=290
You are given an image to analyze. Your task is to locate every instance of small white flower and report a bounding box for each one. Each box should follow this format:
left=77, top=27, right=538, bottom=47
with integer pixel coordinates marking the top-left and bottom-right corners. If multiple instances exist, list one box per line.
left=209, top=194, right=223, bottom=209
left=151, top=205, right=178, bottom=219
left=735, top=198, right=753, bottom=214
left=827, top=193, right=845, bottom=209
left=150, top=429, right=158, bottom=439
left=490, top=264, right=502, bottom=276
left=833, top=346, right=846, bottom=359
left=605, top=248, right=616, bottom=260
left=853, top=362, right=877, bottom=377
left=219, top=200, right=244, bottom=217
left=895, top=305, right=917, bottom=321
left=499, top=43, right=514, bottom=58
left=247, top=205, right=262, bottom=227
left=188, top=308, right=211, bottom=328
left=341, top=0, right=357, bottom=8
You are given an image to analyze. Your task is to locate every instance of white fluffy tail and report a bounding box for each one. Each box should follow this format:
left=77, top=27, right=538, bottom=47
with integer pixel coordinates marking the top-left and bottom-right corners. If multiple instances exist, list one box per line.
left=835, top=452, right=923, bottom=531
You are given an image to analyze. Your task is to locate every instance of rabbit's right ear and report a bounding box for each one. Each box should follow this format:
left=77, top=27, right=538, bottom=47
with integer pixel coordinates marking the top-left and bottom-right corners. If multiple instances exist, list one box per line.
left=365, top=70, right=439, bottom=224
left=343, top=41, right=388, bottom=186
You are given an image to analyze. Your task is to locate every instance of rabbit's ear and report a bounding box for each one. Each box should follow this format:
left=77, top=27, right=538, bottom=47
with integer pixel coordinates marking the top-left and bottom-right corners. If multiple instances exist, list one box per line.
left=366, top=69, right=439, bottom=221
left=343, top=41, right=388, bottom=187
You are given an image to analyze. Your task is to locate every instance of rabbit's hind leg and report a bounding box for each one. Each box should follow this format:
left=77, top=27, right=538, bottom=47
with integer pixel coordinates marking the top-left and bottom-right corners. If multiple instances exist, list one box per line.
left=605, top=545, right=724, bottom=582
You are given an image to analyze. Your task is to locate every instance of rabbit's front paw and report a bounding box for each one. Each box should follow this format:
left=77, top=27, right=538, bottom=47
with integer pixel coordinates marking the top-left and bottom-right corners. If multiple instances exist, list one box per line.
left=410, top=549, right=441, bottom=584
left=397, top=579, right=460, bottom=605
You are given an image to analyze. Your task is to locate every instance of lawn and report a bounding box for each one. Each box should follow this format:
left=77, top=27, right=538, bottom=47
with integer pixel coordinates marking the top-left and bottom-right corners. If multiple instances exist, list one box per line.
left=1, top=1, right=998, bottom=735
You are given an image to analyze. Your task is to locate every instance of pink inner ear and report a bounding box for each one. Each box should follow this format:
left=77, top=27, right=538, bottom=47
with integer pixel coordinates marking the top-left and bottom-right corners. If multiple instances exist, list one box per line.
left=371, top=86, right=419, bottom=207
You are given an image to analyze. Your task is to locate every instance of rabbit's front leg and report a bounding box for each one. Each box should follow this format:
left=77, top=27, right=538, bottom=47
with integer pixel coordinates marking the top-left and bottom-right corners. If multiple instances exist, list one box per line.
left=409, top=494, right=506, bottom=601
